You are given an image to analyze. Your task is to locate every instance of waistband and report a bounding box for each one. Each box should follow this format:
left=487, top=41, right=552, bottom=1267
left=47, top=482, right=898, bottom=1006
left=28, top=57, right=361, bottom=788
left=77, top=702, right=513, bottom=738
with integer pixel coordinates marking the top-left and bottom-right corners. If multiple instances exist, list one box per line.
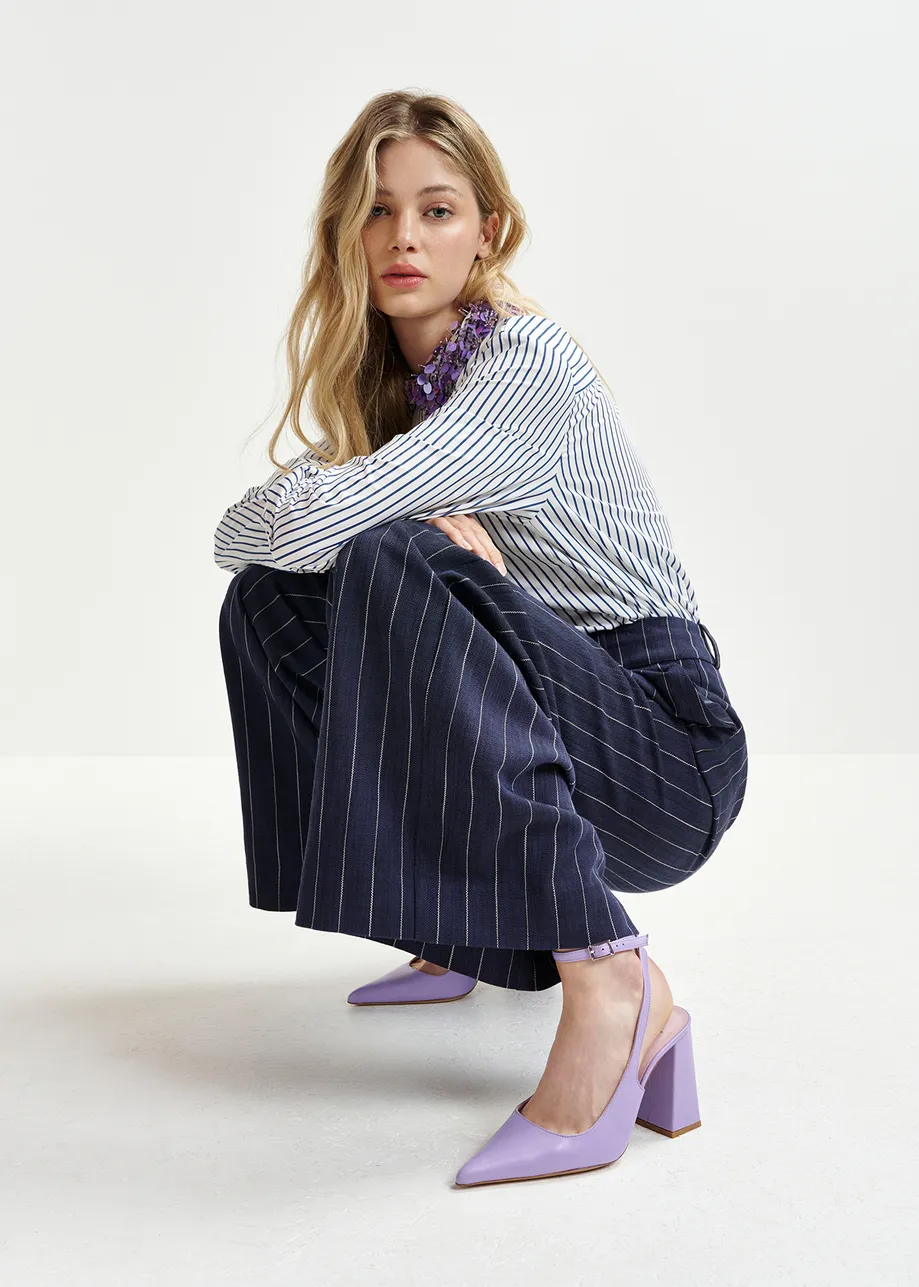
left=588, top=616, right=721, bottom=671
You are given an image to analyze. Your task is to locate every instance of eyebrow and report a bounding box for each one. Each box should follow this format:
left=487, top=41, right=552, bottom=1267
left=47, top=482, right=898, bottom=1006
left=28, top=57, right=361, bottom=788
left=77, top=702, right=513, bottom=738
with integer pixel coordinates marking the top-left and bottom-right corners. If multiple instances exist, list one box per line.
left=374, top=184, right=465, bottom=200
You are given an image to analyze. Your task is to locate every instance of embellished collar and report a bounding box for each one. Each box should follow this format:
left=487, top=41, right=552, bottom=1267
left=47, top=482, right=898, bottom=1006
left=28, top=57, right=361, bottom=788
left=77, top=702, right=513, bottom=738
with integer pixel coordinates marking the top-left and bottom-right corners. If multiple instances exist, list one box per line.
left=404, top=299, right=519, bottom=419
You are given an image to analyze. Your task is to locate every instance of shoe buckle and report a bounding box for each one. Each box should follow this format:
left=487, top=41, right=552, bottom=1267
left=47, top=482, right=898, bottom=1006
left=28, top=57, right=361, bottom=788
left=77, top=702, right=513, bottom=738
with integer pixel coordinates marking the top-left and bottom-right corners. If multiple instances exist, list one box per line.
left=587, top=940, right=614, bottom=960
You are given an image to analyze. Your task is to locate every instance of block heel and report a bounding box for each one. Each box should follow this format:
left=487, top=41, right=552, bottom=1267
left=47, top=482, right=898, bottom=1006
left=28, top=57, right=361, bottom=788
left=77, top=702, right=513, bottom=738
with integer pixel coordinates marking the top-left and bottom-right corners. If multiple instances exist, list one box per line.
left=636, top=1016, right=702, bottom=1138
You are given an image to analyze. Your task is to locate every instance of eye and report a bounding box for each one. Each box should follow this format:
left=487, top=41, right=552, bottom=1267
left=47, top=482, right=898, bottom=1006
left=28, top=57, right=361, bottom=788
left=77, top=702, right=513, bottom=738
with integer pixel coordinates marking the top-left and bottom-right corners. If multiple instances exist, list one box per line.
left=367, top=204, right=454, bottom=220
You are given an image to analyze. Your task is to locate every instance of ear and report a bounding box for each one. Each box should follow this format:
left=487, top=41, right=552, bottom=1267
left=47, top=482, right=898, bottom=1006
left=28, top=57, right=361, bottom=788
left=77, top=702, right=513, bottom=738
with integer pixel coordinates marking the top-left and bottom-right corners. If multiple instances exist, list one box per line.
left=478, top=211, right=500, bottom=257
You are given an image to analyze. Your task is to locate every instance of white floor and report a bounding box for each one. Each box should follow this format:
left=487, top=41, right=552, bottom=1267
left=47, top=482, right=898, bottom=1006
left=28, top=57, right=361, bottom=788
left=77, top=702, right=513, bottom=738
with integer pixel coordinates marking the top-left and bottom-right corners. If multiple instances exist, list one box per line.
left=1, top=755, right=916, bottom=1286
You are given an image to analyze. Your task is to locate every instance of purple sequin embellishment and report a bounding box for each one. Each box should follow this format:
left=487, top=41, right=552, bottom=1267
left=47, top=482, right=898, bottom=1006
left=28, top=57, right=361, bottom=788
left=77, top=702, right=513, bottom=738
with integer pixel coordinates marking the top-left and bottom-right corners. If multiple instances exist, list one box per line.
left=404, top=299, right=520, bottom=418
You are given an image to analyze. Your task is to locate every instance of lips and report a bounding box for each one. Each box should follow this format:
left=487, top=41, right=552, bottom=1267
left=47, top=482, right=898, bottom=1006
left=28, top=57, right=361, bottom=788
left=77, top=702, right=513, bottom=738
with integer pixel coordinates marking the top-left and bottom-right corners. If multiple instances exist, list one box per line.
left=383, top=263, right=427, bottom=278
left=381, top=270, right=427, bottom=289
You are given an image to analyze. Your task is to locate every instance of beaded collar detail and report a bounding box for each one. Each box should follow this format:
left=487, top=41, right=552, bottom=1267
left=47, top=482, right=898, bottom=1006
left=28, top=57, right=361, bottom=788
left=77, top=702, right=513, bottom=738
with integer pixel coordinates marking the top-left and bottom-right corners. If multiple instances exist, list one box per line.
left=404, top=299, right=521, bottom=419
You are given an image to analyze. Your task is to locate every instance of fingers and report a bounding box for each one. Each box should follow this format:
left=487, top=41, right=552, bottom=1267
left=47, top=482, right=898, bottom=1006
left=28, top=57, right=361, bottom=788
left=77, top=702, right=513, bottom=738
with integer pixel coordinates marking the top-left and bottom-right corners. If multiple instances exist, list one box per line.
left=427, top=517, right=474, bottom=550
left=473, top=532, right=508, bottom=575
left=455, top=517, right=508, bottom=576
left=425, top=516, right=507, bottom=575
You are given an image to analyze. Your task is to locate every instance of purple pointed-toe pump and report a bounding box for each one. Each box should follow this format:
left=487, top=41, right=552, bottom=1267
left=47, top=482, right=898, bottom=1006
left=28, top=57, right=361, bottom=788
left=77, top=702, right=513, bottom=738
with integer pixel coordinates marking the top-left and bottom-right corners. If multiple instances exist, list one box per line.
left=453, top=932, right=701, bottom=1187
left=347, top=956, right=479, bottom=1006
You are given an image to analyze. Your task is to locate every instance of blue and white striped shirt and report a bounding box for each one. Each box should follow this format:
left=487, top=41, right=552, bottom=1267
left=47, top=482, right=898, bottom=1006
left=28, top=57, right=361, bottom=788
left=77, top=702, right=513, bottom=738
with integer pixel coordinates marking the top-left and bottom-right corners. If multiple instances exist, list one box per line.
left=214, top=312, right=701, bottom=633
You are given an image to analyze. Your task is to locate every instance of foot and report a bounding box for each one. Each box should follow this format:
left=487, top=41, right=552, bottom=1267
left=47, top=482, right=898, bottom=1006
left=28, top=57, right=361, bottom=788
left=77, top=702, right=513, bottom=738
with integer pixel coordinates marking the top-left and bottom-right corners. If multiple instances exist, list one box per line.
left=519, top=949, right=674, bottom=1135
left=409, top=956, right=449, bottom=976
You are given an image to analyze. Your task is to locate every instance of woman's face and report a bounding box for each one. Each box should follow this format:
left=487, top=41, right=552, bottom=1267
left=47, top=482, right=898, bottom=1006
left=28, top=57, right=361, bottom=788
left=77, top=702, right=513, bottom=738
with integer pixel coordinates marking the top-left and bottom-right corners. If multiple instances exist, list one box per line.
left=362, top=137, right=498, bottom=324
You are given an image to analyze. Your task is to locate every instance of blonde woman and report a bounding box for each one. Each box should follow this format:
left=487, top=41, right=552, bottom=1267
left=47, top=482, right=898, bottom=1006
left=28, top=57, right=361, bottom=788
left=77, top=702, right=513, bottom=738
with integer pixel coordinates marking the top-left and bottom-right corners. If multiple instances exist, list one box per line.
left=214, top=89, right=748, bottom=1188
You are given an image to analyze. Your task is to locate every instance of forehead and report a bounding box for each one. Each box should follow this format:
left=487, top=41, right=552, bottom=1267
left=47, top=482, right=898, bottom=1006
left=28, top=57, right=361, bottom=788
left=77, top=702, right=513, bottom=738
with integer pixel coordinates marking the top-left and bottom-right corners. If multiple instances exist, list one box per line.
left=374, top=182, right=467, bottom=200
left=374, top=137, right=471, bottom=200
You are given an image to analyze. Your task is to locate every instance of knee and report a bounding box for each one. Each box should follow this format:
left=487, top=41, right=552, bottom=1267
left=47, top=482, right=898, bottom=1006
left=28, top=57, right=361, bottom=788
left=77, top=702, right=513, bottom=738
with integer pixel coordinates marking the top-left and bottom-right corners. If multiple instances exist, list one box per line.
left=231, top=562, right=325, bottom=608
left=339, top=518, right=430, bottom=563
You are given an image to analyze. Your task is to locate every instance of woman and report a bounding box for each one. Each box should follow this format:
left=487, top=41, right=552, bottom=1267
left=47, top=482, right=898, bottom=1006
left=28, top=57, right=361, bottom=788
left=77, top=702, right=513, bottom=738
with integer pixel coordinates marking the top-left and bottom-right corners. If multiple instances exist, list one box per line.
left=214, top=90, right=748, bottom=1188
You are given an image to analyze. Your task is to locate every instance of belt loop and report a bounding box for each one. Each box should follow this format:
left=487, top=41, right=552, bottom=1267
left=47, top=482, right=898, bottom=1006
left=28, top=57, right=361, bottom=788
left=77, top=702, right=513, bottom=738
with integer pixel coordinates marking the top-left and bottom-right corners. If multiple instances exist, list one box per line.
left=699, top=622, right=721, bottom=670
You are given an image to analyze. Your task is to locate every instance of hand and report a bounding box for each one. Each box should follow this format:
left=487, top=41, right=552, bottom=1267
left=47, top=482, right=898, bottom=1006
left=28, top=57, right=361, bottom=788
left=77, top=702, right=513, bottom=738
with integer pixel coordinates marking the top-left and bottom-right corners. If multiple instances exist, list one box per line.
left=424, top=513, right=508, bottom=575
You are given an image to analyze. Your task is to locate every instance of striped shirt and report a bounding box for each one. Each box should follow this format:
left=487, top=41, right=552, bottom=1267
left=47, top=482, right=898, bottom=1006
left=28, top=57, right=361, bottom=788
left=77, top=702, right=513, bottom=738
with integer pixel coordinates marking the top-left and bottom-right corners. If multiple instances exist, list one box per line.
left=214, top=312, right=702, bottom=633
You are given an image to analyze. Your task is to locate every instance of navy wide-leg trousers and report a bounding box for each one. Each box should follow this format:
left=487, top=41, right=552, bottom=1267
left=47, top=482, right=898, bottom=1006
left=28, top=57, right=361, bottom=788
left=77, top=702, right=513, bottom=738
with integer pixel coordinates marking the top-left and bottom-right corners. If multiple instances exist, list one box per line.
left=218, top=518, right=747, bottom=991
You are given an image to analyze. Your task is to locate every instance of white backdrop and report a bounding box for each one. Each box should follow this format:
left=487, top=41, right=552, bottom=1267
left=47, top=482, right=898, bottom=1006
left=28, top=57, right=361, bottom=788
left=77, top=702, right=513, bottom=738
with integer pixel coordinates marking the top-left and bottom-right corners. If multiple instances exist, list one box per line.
left=3, top=0, right=915, bottom=752
left=3, top=6, right=918, bottom=1286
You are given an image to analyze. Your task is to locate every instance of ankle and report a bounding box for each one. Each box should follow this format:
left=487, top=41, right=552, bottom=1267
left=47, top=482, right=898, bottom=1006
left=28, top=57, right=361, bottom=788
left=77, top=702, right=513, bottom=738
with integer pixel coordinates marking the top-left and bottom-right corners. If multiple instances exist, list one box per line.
left=556, top=948, right=643, bottom=999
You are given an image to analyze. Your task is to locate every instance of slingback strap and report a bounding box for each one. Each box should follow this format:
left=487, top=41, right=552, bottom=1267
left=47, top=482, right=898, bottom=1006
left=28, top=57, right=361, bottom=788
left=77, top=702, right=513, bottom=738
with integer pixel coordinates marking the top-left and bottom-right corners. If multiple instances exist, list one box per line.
left=552, top=932, right=649, bottom=964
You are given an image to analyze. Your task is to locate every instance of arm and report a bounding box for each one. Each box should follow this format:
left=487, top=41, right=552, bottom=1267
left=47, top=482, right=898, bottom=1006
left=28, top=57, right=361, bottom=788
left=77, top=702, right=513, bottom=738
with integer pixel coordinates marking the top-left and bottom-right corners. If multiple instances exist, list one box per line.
left=212, top=434, right=331, bottom=574
left=213, top=315, right=577, bottom=575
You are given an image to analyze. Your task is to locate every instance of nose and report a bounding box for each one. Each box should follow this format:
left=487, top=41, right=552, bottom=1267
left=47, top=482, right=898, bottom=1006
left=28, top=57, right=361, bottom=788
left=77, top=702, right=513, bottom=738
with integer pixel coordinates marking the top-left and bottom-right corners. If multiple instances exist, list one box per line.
left=388, top=208, right=422, bottom=248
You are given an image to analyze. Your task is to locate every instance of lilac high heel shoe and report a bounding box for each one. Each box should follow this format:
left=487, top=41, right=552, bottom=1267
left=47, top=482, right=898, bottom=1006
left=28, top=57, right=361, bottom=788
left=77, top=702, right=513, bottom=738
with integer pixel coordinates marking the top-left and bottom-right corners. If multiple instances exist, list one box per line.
left=347, top=956, right=479, bottom=1006
left=453, top=932, right=700, bottom=1187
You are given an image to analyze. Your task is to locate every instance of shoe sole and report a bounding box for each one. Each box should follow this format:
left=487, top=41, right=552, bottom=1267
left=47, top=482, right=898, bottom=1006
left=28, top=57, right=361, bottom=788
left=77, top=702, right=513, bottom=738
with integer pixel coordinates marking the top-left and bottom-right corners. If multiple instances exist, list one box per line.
left=454, top=1157, right=620, bottom=1187
left=634, top=1117, right=702, bottom=1138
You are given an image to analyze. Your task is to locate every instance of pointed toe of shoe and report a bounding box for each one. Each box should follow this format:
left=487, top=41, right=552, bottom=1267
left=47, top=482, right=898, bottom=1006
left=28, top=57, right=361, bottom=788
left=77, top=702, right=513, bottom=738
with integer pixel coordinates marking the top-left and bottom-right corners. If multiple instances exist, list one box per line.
left=453, top=1152, right=500, bottom=1187
left=454, top=1101, right=571, bottom=1187
left=454, top=1092, right=640, bottom=1187
left=347, top=960, right=478, bottom=1006
left=454, top=1126, right=518, bottom=1186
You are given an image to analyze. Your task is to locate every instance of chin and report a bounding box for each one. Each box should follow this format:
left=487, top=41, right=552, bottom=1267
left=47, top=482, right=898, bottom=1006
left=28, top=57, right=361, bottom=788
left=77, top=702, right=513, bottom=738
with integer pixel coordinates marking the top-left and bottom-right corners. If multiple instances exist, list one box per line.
left=380, top=301, right=436, bottom=323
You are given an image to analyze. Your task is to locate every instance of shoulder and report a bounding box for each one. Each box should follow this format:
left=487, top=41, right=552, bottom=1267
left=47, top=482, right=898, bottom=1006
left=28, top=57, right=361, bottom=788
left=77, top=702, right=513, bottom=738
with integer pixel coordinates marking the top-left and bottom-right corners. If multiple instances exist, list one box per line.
left=471, top=311, right=596, bottom=389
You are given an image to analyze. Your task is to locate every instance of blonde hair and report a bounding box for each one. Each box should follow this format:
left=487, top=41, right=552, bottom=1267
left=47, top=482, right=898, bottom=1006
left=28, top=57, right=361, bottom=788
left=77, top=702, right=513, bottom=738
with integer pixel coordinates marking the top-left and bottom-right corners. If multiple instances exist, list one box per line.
left=248, top=89, right=612, bottom=477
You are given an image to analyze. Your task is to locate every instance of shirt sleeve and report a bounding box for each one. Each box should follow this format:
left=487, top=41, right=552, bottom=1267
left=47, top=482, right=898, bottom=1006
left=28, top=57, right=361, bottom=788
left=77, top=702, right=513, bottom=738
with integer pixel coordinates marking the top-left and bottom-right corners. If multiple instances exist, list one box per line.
left=213, top=315, right=577, bottom=575
left=212, top=434, right=332, bottom=574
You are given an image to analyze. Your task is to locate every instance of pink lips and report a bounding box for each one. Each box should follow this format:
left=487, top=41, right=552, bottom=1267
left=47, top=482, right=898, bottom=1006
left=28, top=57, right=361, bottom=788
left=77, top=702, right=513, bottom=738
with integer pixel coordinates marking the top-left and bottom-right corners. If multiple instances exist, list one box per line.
left=382, top=274, right=426, bottom=289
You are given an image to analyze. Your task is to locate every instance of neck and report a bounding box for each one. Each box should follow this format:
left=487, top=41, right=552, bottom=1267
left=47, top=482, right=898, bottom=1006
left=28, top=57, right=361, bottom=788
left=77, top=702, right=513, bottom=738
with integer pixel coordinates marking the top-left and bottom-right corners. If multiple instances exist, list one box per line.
left=390, top=304, right=466, bottom=374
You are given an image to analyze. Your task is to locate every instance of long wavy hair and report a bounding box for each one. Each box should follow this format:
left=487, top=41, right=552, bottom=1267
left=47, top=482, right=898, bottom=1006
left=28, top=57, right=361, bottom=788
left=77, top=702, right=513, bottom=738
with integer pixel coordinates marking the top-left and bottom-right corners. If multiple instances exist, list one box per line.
left=247, top=89, right=611, bottom=477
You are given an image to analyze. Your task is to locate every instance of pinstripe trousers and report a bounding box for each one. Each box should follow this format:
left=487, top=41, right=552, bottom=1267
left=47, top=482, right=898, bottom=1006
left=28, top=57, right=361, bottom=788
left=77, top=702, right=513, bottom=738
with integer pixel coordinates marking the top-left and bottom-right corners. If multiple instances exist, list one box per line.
left=218, top=518, right=748, bottom=991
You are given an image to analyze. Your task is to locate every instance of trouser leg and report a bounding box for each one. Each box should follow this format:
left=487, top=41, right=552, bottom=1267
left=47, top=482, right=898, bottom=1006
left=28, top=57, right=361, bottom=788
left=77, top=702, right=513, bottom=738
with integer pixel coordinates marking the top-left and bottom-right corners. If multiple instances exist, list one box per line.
left=218, top=564, right=330, bottom=911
